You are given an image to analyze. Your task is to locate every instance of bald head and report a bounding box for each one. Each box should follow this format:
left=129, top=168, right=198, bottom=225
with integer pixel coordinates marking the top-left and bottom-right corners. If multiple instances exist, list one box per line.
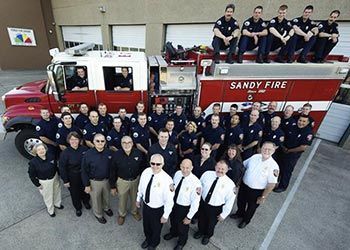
left=271, top=116, right=281, bottom=129
left=180, top=159, right=193, bottom=177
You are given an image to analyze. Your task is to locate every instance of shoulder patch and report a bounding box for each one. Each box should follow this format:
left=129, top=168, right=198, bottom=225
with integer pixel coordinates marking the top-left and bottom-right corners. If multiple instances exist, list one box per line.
left=83, top=129, right=87, bottom=135
left=270, top=19, right=275, bottom=24
left=287, top=22, right=291, bottom=26
left=196, top=187, right=202, bottom=195
left=58, top=123, right=63, bottom=128
left=106, top=136, right=111, bottom=141
left=244, top=21, right=250, bottom=26
left=318, top=24, right=323, bottom=29
left=262, top=22, right=267, bottom=27
left=234, top=21, right=238, bottom=26
left=133, top=132, right=139, bottom=138
left=56, top=133, right=60, bottom=139
left=169, top=184, right=175, bottom=192
left=35, top=126, right=41, bottom=131
left=307, top=134, right=313, bottom=141
left=131, top=117, right=136, bottom=123
left=293, top=18, right=299, bottom=23
left=148, top=116, right=152, bottom=121
left=273, top=169, right=279, bottom=177
left=216, top=20, right=222, bottom=25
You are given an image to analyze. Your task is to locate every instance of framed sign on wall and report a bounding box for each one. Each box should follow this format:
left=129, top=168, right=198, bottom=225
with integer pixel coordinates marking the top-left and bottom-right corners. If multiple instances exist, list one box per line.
left=7, top=27, right=37, bottom=46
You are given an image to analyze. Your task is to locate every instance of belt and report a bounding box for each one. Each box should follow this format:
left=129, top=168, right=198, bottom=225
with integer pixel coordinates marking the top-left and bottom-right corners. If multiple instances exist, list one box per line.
left=91, top=178, right=108, bottom=181
left=120, top=176, right=138, bottom=181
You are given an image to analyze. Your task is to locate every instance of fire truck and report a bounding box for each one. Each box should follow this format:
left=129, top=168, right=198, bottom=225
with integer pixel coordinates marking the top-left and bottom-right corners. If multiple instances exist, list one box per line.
left=1, top=43, right=349, bottom=159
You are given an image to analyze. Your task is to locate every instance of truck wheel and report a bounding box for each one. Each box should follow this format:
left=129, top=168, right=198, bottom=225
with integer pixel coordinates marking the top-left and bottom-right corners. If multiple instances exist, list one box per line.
left=15, top=128, right=42, bottom=159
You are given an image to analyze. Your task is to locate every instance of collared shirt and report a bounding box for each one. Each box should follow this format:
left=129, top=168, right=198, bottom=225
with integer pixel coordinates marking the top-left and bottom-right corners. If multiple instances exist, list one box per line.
left=115, top=74, right=132, bottom=89
left=225, top=125, right=243, bottom=146
left=168, top=131, right=179, bottom=146
left=188, top=115, right=205, bottom=133
left=67, top=75, right=88, bottom=90
left=262, top=127, right=285, bottom=148
left=115, top=115, right=131, bottom=134
left=137, top=167, right=174, bottom=219
left=81, top=148, right=113, bottom=186
left=268, top=17, right=293, bottom=35
left=222, top=156, right=245, bottom=186
left=107, top=128, right=127, bottom=150
left=243, top=154, right=279, bottom=189
left=148, top=142, right=178, bottom=176
left=179, top=131, right=197, bottom=151
left=242, top=122, right=262, bottom=147
left=173, top=171, right=201, bottom=219
left=83, top=122, right=107, bottom=142
left=200, top=171, right=236, bottom=219
left=59, top=145, right=88, bottom=183
left=169, top=112, right=187, bottom=133
left=99, top=113, right=113, bottom=130
left=110, top=148, right=145, bottom=187
left=242, top=17, right=267, bottom=33
left=28, top=154, right=57, bottom=187
left=284, top=126, right=313, bottom=150
left=292, top=16, right=317, bottom=34
left=36, top=117, right=59, bottom=141
left=204, top=114, right=224, bottom=127
left=317, top=20, right=339, bottom=34
left=281, top=116, right=297, bottom=134
left=213, top=16, right=240, bottom=37
left=148, top=112, right=167, bottom=133
left=240, top=111, right=265, bottom=127
left=262, top=111, right=277, bottom=129
left=202, top=125, right=225, bottom=145
left=192, top=155, right=216, bottom=179
left=75, top=113, right=89, bottom=130
left=131, top=124, right=151, bottom=150
left=56, top=125, right=82, bottom=146
left=130, top=112, right=141, bottom=130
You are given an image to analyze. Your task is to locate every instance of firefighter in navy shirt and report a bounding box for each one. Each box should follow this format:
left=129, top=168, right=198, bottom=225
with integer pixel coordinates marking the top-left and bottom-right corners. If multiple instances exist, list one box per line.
left=107, top=117, right=127, bottom=152
left=212, top=4, right=240, bottom=64
left=179, top=121, right=198, bottom=160
left=289, top=5, right=318, bottom=63
left=188, top=106, right=205, bottom=135
left=203, top=103, right=223, bottom=128
left=313, top=10, right=340, bottom=63
left=114, top=67, right=133, bottom=91
left=56, top=112, right=82, bottom=151
left=274, top=115, right=313, bottom=193
left=116, top=107, right=131, bottom=134
left=237, top=6, right=268, bottom=63
left=262, top=116, right=284, bottom=148
left=67, top=67, right=88, bottom=91
left=280, top=105, right=297, bottom=134
left=240, top=101, right=264, bottom=127
left=98, top=103, right=113, bottom=131
left=241, top=110, right=263, bottom=161
left=223, top=104, right=238, bottom=130
left=201, top=114, right=225, bottom=159
left=36, top=108, right=59, bottom=156
left=83, top=110, right=107, bottom=148
left=130, top=101, right=145, bottom=131
left=294, top=103, right=315, bottom=128
left=261, top=101, right=278, bottom=129
left=132, top=113, right=151, bottom=155
left=166, top=119, right=179, bottom=147
left=75, top=103, right=90, bottom=130
left=225, top=114, right=244, bottom=147
left=169, top=105, right=187, bottom=134
left=149, top=104, right=168, bottom=143
left=264, top=4, right=294, bottom=63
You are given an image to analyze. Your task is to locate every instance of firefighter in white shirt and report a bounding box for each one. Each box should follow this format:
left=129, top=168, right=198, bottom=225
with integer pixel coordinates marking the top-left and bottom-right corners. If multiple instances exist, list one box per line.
left=136, top=154, right=174, bottom=250
left=231, top=141, right=279, bottom=228
left=193, top=160, right=236, bottom=245
left=163, top=159, right=201, bottom=250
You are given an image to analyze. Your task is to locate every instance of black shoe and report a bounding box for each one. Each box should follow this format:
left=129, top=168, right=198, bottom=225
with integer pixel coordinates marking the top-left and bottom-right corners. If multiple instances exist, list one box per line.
left=83, top=202, right=91, bottom=210
left=273, top=187, right=286, bottom=193
left=147, top=247, right=155, bottom=250
left=297, top=57, right=307, bottom=63
left=263, top=56, right=270, bottom=63
left=286, top=58, right=294, bottom=63
left=76, top=210, right=82, bottom=217
left=237, top=54, right=243, bottom=63
left=214, top=54, right=220, bottom=64
left=225, top=55, right=233, bottom=64
left=193, top=231, right=202, bottom=239
left=174, top=244, right=184, bottom=250
left=55, top=205, right=64, bottom=210
left=238, top=221, right=248, bottom=229
left=201, top=237, right=210, bottom=245
left=104, top=209, right=113, bottom=217
left=141, top=240, right=149, bottom=249
left=256, top=54, right=263, bottom=64
left=230, top=213, right=242, bottom=219
left=163, top=233, right=175, bottom=241
left=49, top=212, right=56, bottom=217
left=95, top=216, right=107, bottom=224
left=275, top=57, right=285, bottom=63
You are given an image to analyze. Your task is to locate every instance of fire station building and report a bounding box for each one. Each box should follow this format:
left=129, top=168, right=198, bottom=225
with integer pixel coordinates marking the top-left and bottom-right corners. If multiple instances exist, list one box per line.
left=0, top=0, right=350, bottom=147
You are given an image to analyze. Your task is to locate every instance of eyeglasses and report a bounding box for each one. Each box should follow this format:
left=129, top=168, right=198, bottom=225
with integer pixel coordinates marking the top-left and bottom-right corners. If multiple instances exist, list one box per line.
left=150, top=162, right=162, bottom=166
left=95, top=140, right=105, bottom=143
left=201, top=148, right=210, bottom=151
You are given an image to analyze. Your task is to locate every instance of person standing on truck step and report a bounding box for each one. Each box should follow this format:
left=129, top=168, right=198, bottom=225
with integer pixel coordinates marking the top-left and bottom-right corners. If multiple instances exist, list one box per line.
left=28, top=143, right=63, bottom=217
left=169, top=104, right=187, bottom=134
left=237, top=5, right=268, bottom=64
left=75, top=103, right=90, bottom=130
left=289, top=5, right=318, bottom=63
left=212, top=3, right=240, bottom=64
left=83, top=110, right=107, bottom=148
left=110, top=136, right=145, bottom=225
left=313, top=10, right=340, bottom=63
left=67, top=66, right=88, bottom=91
left=149, top=103, right=168, bottom=144
left=231, top=142, right=279, bottom=229
left=132, top=113, right=151, bottom=155
left=56, top=112, right=82, bottom=151
left=106, top=117, right=128, bottom=152
left=136, top=154, right=174, bottom=250
left=114, top=67, right=133, bottom=91
left=264, top=4, right=295, bottom=63
left=148, top=128, right=178, bottom=177
left=163, top=159, right=201, bottom=250
left=59, top=132, right=91, bottom=217
left=98, top=103, right=113, bottom=131
left=130, top=101, right=146, bottom=131
left=36, top=108, right=59, bottom=158
left=81, top=134, right=114, bottom=224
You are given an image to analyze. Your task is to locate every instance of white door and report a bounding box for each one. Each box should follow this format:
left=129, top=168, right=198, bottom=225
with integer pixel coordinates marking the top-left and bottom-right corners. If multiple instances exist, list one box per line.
left=61, top=26, right=103, bottom=50
left=112, top=25, right=146, bottom=52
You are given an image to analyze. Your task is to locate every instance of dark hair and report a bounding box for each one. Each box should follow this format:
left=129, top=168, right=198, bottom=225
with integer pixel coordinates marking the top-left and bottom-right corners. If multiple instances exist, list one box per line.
left=224, top=144, right=242, bottom=162
left=230, top=103, right=238, bottom=109
left=159, top=128, right=169, bottom=134
left=304, top=5, right=314, bottom=11
left=213, top=103, right=221, bottom=108
left=113, top=116, right=122, bottom=123
left=225, top=3, right=235, bottom=12
left=299, top=114, right=310, bottom=121
left=279, top=4, right=288, bottom=11
left=138, top=112, right=147, bottom=118
left=303, top=103, right=312, bottom=109
left=61, top=112, right=72, bottom=119
left=330, top=10, right=340, bottom=16
left=254, top=5, right=263, bottom=11
left=67, top=131, right=81, bottom=144
left=166, top=118, right=174, bottom=124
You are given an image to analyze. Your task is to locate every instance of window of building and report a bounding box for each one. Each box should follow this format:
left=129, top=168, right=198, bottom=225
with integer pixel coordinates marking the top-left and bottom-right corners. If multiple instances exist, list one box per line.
left=62, top=26, right=103, bottom=50
left=112, top=25, right=146, bottom=52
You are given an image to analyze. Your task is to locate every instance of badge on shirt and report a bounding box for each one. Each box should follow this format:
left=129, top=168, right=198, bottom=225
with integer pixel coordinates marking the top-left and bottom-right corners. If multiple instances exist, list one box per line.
left=186, top=187, right=189, bottom=192
left=50, top=160, right=55, bottom=164
left=169, top=151, right=173, bottom=155
left=133, top=132, right=139, bottom=138
left=83, top=129, right=87, bottom=135
left=244, top=21, right=250, bottom=26
left=298, top=134, right=301, bottom=138
left=196, top=187, right=202, bottom=195
left=58, top=123, right=63, bottom=128
left=250, top=130, right=254, bottom=133
left=108, top=156, right=112, bottom=159
left=148, top=116, right=152, bottom=121
left=273, top=169, right=279, bottom=177
left=318, top=24, right=323, bottom=29
left=134, top=157, right=139, bottom=161
left=56, top=133, right=60, bottom=139
left=262, top=22, right=267, bottom=27
left=307, top=134, right=313, bottom=141
left=106, top=136, right=111, bottom=141
left=36, top=126, right=41, bottom=131
left=228, top=27, right=231, bottom=31
left=169, top=184, right=175, bottom=192
left=131, top=117, right=136, bottom=123
left=221, top=184, right=225, bottom=189
left=270, top=19, right=275, bottom=24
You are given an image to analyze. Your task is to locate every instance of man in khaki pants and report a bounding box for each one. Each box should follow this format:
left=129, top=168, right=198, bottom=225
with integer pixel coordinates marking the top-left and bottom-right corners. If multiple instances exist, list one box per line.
left=81, top=134, right=114, bottom=224
left=110, top=136, right=145, bottom=225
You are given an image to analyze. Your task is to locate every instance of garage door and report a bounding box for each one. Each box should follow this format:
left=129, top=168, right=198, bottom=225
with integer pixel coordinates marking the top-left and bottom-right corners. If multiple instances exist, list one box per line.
left=318, top=22, right=350, bottom=143
left=165, top=24, right=213, bottom=48
left=112, top=25, right=146, bottom=52
left=61, top=26, right=103, bottom=50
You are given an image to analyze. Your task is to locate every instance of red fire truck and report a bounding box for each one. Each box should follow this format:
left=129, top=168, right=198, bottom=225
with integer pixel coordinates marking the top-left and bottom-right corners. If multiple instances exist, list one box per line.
left=1, top=43, right=349, bottom=159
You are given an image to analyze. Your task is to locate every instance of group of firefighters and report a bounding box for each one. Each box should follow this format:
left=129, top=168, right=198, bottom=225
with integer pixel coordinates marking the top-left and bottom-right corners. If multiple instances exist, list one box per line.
left=28, top=99, right=314, bottom=249
left=212, top=4, right=340, bottom=64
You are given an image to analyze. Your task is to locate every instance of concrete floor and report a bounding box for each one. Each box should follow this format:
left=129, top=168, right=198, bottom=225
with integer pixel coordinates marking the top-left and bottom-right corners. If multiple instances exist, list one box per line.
left=0, top=70, right=349, bottom=249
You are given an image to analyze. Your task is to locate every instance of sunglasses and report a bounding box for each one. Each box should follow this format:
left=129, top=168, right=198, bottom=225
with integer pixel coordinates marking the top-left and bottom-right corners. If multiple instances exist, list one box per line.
left=95, top=140, right=105, bottom=143
left=201, top=148, right=210, bottom=151
left=150, top=162, right=162, bottom=166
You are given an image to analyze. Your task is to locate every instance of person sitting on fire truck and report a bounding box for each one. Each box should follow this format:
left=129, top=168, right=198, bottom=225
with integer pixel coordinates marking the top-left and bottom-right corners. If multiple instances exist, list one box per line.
left=237, top=6, right=268, bottom=64
left=212, top=3, right=240, bottom=64
left=114, top=67, right=133, bottom=91
left=264, top=4, right=295, bottom=63
left=289, top=5, right=318, bottom=63
left=313, top=10, right=340, bottom=63
left=67, top=66, right=88, bottom=91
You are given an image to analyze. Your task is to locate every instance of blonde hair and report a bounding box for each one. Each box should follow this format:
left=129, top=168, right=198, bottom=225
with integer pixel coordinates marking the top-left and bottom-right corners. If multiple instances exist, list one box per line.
left=186, top=121, right=197, bottom=133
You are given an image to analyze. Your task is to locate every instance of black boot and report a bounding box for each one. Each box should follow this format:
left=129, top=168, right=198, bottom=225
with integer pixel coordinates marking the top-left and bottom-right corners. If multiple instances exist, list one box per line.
left=263, top=55, right=270, bottom=63
left=237, top=53, right=243, bottom=63
left=256, top=54, right=263, bottom=63
left=226, top=53, right=233, bottom=64
left=214, top=53, right=220, bottom=64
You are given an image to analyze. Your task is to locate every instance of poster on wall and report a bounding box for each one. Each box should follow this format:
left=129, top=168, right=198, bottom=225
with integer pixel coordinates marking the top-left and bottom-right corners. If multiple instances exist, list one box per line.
left=7, top=27, right=37, bottom=46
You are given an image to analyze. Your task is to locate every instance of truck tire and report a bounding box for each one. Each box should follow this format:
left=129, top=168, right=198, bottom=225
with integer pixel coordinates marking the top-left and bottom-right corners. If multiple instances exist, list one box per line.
left=15, top=128, right=42, bottom=160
